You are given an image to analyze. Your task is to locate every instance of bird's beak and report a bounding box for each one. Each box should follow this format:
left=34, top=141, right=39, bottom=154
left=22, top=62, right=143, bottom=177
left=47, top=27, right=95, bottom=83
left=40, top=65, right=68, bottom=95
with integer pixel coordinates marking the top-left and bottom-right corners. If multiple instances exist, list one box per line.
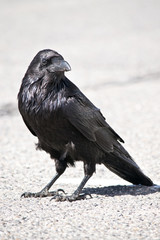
left=48, top=58, right=71, bottom=73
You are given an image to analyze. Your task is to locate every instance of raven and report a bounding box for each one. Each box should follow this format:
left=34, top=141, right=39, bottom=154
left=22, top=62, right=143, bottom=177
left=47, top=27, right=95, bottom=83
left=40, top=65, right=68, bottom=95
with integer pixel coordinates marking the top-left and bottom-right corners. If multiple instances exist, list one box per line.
left=18, top=49, right=153, bottom=201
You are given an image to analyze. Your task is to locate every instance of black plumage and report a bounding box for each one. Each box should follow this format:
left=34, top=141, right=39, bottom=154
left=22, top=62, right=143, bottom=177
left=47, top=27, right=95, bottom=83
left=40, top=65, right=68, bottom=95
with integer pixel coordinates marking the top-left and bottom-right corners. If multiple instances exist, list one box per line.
left=18, top=49, right=153, bottom=201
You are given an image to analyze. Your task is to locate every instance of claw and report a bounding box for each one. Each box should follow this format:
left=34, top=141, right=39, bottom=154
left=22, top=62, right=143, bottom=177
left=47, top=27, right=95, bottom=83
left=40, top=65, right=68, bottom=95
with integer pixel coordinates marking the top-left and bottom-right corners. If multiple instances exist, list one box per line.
left=51, top=193, right=92, bottom=202
left=21, top=189, right=66, bottom=198
left=78, top=193, right=92, bottom=200
left=57, top=189, right=66, bottom=194
left=50, top=189, right=66, bottom=202
left=21, top=192, right=36, bottom=198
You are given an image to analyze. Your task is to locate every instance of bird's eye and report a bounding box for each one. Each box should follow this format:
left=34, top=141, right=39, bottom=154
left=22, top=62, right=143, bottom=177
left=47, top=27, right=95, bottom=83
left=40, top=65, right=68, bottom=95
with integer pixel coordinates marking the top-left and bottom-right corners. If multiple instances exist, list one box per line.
left=42, top=58, right=48, bottom=66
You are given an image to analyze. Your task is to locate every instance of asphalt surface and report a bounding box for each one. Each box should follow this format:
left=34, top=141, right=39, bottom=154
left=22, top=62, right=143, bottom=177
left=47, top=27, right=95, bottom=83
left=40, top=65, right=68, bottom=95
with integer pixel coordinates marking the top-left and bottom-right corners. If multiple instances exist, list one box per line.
left=1, top=1, right=160, bottom=239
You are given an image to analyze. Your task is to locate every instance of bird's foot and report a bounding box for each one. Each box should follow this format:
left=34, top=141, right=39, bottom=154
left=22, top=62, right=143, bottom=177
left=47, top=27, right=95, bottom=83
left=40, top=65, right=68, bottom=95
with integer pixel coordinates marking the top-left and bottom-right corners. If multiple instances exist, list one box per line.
left=51, top=192, right=92, bottom=202
left=21, top=189, right=65, bottom=198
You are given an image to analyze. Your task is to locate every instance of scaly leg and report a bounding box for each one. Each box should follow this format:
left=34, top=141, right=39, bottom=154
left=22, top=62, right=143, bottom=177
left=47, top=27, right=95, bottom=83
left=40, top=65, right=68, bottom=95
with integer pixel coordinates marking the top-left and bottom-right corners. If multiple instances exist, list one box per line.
left=21, top=173, right=65, bottom=198
left=21, top=158, right=67, bottom=198
left=51, top=174, right=92, bottom=201
left=52, top=162, right=95, bottom=201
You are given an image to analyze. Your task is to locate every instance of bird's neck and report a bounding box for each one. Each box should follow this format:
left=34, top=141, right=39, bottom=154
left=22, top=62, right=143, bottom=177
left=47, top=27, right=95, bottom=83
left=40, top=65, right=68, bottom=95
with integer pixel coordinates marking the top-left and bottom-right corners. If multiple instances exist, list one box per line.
left=19, top=73, right=68, bottom=114
left=44, top=72, right=66, bottom=92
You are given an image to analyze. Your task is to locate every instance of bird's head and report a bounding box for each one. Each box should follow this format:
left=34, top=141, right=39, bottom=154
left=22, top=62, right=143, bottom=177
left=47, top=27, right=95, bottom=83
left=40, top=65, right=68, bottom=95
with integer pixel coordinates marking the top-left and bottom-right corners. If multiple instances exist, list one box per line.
left=27, top=49, right=71, bottom=80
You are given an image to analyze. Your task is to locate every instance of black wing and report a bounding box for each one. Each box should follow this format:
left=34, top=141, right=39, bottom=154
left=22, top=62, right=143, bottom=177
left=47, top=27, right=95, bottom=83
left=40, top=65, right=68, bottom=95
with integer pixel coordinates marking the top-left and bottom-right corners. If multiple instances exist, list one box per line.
left=63, top=93, right=124, bottom=153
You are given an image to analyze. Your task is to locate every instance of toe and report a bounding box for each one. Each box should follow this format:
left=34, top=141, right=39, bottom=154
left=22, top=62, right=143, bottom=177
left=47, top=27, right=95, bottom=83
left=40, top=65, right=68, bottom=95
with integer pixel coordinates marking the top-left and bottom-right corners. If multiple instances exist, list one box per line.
left=21, top=192, right=35, bottom=198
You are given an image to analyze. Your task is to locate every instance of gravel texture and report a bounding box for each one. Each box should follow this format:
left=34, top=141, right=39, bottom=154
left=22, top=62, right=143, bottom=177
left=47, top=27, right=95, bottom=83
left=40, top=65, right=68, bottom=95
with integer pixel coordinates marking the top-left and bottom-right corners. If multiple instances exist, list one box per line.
left=1, top=1, right=160, bottom=239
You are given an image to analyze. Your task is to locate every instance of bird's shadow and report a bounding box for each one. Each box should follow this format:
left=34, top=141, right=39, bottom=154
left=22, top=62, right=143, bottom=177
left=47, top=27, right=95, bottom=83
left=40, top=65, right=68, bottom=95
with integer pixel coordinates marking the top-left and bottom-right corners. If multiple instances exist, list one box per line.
left=83, top=184, right=160, bottom=197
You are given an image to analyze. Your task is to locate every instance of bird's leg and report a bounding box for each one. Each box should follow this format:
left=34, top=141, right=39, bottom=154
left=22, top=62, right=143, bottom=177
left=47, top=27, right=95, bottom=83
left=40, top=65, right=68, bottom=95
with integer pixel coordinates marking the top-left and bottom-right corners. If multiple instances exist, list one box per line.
left=21, top=173, right=65, bottom=198
left=68, top=174, right=92, bottom=200
left=21, top=159, right=67, bottom=198
left=51, top=174, right=92, bottom=202
left=52, top=162, right=95, bottom=201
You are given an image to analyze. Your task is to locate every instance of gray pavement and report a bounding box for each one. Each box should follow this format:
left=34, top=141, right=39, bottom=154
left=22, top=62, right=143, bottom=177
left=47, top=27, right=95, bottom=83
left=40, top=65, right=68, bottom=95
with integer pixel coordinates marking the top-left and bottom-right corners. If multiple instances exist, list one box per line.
left=1, top=1, right=160, bottom=239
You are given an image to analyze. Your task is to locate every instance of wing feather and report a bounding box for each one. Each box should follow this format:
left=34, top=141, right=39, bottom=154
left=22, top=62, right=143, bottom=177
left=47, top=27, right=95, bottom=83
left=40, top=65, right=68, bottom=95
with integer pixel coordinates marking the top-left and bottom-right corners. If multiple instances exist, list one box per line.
left=64, top=95, right=124, bottom=153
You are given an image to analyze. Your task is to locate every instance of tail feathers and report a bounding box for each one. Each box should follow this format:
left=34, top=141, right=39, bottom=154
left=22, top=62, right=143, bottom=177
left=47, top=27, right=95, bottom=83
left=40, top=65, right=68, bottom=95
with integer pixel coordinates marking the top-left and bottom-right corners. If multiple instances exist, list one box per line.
left=103, top=156, right=153, bottom=186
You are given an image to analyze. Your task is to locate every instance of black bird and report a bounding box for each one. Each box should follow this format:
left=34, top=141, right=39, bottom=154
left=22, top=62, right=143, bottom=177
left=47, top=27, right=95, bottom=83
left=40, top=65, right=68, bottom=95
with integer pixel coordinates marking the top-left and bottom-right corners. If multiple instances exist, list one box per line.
left=18, top=49, right=153, bottom=201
